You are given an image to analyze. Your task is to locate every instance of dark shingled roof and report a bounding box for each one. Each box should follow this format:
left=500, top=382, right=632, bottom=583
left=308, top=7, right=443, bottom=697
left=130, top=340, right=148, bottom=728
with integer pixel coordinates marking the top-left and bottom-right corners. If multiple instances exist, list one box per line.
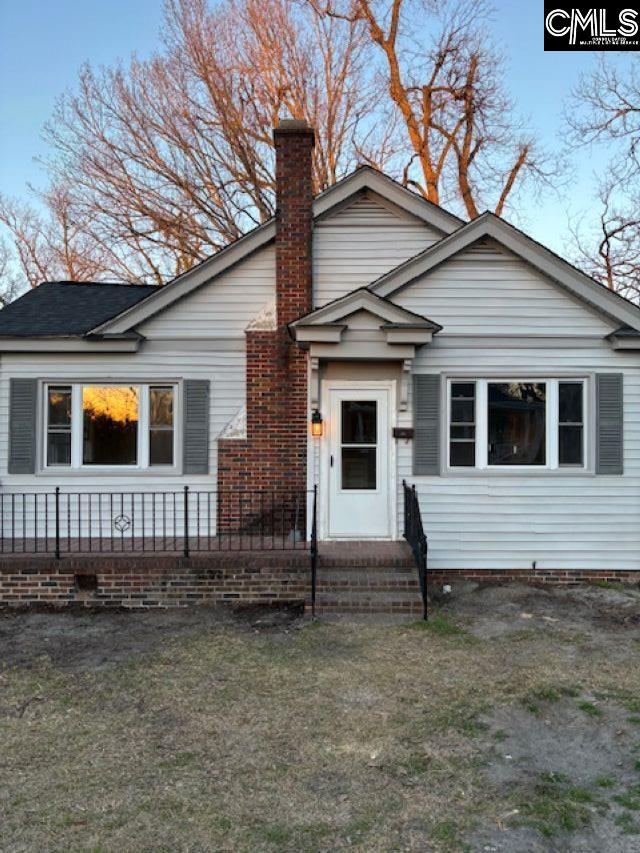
left=0, top=281, right=159, bottom=337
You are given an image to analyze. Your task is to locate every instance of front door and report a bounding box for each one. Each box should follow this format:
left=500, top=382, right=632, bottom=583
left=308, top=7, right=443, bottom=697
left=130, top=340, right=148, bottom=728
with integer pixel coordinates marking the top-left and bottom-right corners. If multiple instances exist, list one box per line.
left=327, top=386, right=392, bottom=539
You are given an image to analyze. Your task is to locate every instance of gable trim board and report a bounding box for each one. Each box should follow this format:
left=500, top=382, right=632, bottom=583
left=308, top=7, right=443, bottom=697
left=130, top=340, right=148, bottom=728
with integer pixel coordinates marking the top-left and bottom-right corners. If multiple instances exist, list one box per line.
left=371, top=213, right=640, bottom=334
left=89, top=168, right=462, bottom=336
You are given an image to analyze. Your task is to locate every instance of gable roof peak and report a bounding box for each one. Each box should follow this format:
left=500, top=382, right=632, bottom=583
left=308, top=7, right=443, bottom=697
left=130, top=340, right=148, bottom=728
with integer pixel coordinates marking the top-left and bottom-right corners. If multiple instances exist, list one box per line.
left=371, top=211, right=640, bottom=332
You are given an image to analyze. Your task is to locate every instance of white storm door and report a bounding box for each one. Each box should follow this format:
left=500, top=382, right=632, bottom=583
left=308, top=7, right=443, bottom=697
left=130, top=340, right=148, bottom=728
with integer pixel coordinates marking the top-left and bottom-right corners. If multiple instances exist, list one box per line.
left=327, top=388, right=391, bottom=539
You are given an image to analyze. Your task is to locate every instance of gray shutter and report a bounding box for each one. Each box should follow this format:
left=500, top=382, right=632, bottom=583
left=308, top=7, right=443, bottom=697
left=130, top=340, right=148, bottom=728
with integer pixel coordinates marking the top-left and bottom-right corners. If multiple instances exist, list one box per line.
left=183, top=380, right=210, bottom=474
left=8, top=378, right=38, bottom=474
left=596, top=373, right=623, bottom=475
left=413, top=374, right=441, bottom=475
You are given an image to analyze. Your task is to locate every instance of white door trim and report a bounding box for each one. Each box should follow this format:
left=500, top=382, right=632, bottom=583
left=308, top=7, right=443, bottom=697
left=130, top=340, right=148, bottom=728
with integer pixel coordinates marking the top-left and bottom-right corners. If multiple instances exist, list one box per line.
left=319, top=379, right=397, bottom=541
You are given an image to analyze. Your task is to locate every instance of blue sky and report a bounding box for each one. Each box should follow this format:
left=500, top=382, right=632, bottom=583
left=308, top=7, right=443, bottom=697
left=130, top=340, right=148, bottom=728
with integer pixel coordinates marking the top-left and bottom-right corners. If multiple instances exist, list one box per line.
left=0, top=0, right=632, bottom=255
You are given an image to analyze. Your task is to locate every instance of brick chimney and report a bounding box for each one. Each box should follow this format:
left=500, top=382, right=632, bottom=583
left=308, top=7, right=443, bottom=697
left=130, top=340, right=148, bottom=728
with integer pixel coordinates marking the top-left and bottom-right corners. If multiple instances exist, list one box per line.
left=217, top=120, right=314, bottom=520
left=273, top=119, right=315, bottom=326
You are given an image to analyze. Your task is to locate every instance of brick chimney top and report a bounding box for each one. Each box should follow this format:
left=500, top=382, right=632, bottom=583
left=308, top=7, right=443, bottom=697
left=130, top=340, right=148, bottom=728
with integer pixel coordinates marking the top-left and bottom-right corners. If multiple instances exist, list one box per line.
left=274, top=118, right=315, bottom=142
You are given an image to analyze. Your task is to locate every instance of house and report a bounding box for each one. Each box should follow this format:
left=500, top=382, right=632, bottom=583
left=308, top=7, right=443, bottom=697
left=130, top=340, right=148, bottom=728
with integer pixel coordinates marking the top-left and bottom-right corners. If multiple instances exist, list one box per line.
left=0, top=118, right=639, bottom=611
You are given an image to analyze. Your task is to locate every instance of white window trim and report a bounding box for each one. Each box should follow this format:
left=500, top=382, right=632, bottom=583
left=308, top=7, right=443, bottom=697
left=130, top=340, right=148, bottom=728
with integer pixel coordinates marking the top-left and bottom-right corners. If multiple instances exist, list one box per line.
left=446, top=377, right=590, bottom=474
left=41, top=381, right=181, bottom=475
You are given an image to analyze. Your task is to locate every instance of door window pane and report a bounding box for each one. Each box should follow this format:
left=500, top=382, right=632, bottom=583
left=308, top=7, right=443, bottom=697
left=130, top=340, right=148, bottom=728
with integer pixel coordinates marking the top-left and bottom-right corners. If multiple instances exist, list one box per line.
left=488, top=383, right=546, bottom=466
left=559, top=382, right=584, bottom=466
left=82, top=386, right=138, bottom=465
left=341, top=401, right=376, bottom=444
left=342, top=447, right=376, bottom=489
left=47, top=386, right=72, bottom=466
left=149, top=386, right=174, bottom=466
left=450, top=381, right=476, bottom=467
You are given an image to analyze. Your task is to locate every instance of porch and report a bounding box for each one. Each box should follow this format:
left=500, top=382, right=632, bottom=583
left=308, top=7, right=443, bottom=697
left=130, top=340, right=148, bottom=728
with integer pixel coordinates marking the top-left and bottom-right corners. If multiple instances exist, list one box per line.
left=0, top=485, right=428, bottom=616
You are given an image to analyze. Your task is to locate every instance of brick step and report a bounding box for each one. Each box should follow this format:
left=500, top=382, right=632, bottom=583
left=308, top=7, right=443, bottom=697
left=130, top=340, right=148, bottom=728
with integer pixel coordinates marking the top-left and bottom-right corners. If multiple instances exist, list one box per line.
left=315, top=602, right=423, bottom=615
left=315, top=589, right=423, bottom=613
left=317, top=570, right=419, bottom=590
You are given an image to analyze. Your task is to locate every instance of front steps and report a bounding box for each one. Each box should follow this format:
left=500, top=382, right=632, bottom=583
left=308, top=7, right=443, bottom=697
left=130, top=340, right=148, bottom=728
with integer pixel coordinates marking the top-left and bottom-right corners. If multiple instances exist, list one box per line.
left=314, top=541, right=424, bottom=615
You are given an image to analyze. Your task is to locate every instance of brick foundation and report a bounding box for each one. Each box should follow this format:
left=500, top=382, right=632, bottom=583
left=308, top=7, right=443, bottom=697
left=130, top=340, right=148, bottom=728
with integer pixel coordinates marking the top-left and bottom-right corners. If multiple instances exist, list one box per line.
left=0, top=557, right=637, bottom=610
left=427, top=568, right=639, bottom=587
left=0, top=554, right=310, bottom=609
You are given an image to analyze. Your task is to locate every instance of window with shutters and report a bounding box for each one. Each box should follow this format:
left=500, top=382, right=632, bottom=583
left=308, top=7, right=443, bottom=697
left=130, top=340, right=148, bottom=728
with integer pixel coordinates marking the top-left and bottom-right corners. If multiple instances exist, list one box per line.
left=42, top=383, right=178, bottom=470
left=447, top=378, right=587, bottom=471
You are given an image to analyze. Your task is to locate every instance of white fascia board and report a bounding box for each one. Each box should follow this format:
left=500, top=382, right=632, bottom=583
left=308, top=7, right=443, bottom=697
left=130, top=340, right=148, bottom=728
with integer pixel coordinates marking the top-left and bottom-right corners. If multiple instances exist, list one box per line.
left=293, top=324, right=346, bottom=343
left=90, top=220, right=276, bottom=335
left=608, top=334, right=640, bottom=350
left=383, top=327, right=434, bottom=345
left=309, top=340, right=417, bottom=360
left=373, top=213, right=640, bottom=333
left=0, top=337, right=141, bottom=353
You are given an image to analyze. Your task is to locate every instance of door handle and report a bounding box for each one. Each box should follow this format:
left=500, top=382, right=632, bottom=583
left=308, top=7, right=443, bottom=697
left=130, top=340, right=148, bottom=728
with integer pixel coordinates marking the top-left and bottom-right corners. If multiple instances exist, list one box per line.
left=330, top=454, right=334, bottom=467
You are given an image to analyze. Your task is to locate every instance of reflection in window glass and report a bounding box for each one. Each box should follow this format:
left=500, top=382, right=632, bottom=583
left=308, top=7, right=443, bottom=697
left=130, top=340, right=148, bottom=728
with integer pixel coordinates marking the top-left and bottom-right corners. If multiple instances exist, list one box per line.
left=149, top=386, right=174, bottom=466
left=488, top=383, right=546, bottom=466
left=47, top=386, right=72, bottom=466
left=341, top=401, right=376, bottom=444
left=82, top=386, right=138, bottom=465
left=450, top=382, right=476, bottom=466
left=341, top=400, right=377, bottom=489
left=559, top=382, right=584, bottom=466
left=342, top=447, right=376, bottom=489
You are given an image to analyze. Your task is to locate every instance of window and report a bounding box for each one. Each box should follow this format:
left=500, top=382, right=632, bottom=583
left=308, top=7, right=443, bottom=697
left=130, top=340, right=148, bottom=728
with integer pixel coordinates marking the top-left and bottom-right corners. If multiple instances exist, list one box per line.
left=449, top=382, right=476, bottom=467
left=558, top=381, right=584, bottom=466
left=43, top=383, right=178, bottom=470
left=149, top=386, right=174, bottom=466
left=47, top=386, right=72, bottom=466
left=341, top=400, right=377, bottom=489
left=83, top=386, right=138, bottom=466
left=447, top=378, right=586, bottom=471
left=488, top=382, right=546, bottom=466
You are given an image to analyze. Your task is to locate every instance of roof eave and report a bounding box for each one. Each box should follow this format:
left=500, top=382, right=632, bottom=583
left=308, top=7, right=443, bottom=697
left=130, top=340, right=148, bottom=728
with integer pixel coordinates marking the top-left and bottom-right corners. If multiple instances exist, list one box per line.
left=0, top=335, right=142, bottom=353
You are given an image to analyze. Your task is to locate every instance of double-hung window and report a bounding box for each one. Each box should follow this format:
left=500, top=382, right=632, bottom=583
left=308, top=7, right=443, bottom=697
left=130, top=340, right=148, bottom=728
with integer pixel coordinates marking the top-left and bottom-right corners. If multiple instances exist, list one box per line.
left=448, top=378, right=586, bottom=471
left=44, top=383, right=177, bottom=470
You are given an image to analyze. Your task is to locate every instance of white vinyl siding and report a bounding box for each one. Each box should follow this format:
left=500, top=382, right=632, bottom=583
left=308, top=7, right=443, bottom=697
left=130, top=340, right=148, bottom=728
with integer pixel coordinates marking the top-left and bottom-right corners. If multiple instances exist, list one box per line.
left=393, top=240, right=615, bottom=336
left=396, top=338, right=640, bottom=571
left=137, top=247, right=276, bottom=338
left=313, top=194, right=443, bottom=307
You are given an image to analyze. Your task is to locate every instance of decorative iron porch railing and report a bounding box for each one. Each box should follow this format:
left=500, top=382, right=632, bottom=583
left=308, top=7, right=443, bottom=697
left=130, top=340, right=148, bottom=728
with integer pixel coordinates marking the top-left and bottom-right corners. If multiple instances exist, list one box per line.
left=402, top=480, right=428, bottom=620
left=0, top=488, right=312, bottom=557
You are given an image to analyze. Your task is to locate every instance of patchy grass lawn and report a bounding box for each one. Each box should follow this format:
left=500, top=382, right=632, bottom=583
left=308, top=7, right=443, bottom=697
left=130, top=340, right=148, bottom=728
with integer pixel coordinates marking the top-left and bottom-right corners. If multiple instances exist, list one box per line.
left=1, top=583, right=639, bottom=852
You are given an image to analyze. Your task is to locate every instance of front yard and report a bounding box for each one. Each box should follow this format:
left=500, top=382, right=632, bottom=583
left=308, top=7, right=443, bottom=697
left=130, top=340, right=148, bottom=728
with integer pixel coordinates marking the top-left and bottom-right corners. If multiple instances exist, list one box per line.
left=1, top=582, right=640, bottom=851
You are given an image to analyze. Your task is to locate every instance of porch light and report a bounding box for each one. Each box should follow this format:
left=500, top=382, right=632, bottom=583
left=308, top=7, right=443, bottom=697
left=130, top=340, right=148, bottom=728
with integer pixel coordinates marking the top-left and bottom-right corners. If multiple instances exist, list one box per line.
left=311, top=409, right=323, bottom=437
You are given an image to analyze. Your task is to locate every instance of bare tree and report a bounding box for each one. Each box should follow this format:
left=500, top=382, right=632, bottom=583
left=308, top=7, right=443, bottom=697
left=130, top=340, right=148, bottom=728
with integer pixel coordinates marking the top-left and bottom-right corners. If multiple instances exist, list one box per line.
left=0, top=239, right=21, bottom=306
left=0, top=186, right=107, bottom=290
left=567, top=58, right=640, bottom=299
left=1, top=0, right=385, bottom=293
left=306, top=0, right=551, bottom=218
left=2, top=0, right=553, bottom=296
left=571, top=180, right=640, bottom=302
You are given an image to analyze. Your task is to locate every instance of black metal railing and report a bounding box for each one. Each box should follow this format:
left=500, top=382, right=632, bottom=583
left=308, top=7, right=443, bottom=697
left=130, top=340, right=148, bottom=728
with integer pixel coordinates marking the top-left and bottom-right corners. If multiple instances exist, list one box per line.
left=310, top=484, right=318, bottom=616
left=403, top=480, right=428, bottom=620
left=0, top=488, right=312, bottom=557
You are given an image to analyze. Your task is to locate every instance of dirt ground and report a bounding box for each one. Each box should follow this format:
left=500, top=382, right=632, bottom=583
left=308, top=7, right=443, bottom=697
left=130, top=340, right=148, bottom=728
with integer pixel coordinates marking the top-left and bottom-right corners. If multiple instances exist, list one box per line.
left=1, top=582, right=639, bottom=852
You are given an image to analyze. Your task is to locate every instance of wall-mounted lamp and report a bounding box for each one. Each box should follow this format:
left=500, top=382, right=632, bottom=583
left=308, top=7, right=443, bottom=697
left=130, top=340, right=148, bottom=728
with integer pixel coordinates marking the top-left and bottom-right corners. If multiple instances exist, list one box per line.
left=311, top=409, right=323, bottom=437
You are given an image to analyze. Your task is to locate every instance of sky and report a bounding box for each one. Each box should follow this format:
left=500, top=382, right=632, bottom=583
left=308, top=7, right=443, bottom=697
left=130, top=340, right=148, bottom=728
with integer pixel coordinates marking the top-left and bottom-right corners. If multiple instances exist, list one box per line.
left=0, top=0, right=634, bottom=257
